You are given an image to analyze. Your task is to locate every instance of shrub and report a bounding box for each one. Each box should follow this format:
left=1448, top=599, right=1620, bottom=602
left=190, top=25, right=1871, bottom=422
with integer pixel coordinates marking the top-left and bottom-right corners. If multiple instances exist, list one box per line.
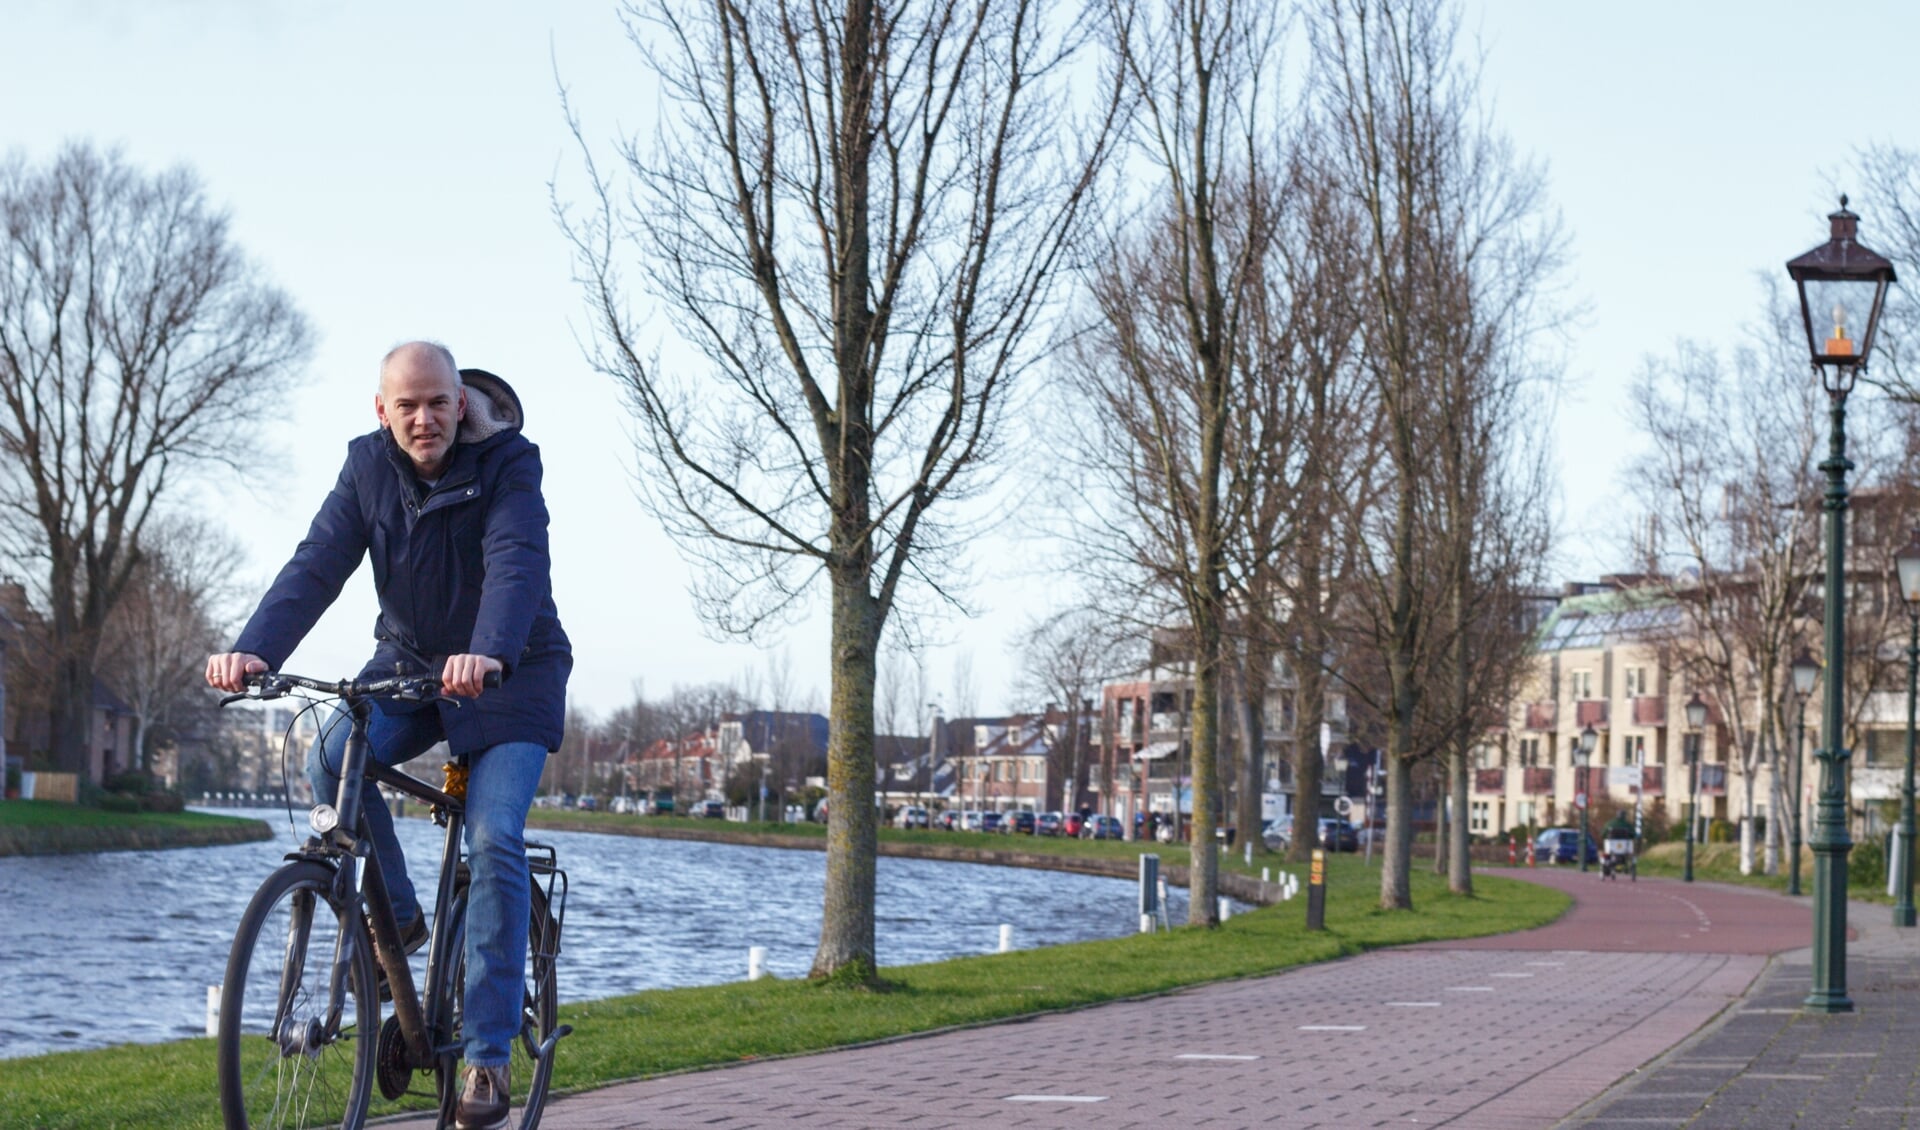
left=140, top=792, right=186, bottom=813
left=97, top=792, right=141, bottom=813
left=105, top=769, right=154, bottom=795
left=1708, top=819, right=1734, bottom=844
left=1851, top=838, right=1887, bottom=888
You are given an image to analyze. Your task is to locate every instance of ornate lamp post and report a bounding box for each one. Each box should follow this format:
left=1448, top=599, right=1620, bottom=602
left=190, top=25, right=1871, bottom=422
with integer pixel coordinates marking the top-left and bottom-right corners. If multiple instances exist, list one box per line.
left=1683, top=693, right=1708, bottom=883
left=1787, top=196, right=1897, bottom=1013
left=1893, top=530, right=1920, bottom=926
left=1577, top=725, right=1598, bottom=872
left=1789, top=648, right=1820, bottom=897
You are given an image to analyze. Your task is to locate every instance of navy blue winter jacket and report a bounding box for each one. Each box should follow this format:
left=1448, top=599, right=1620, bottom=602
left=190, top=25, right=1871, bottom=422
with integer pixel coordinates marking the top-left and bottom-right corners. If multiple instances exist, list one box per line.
left=233, top=370, right=571, bottom=755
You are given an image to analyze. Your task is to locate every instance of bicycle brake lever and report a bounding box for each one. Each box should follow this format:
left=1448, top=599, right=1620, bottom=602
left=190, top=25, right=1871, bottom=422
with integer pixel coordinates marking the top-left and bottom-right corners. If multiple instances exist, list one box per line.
left=219, top=692, right=250, bottom=707
left=430, top=694, right=462, bottom=709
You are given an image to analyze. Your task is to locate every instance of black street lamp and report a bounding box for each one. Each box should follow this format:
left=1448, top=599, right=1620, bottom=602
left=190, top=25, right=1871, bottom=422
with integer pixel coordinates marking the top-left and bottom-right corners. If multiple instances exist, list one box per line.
left=1787, top=195, right=1897, bottom=1013
left=1578, top=725, right=1598, bottom=873
left=1893, top=529, right=1920, bottom=927
left=1684, top=693, right=1708, bottom=883
left=1790, top=647, right=1820, bottom=898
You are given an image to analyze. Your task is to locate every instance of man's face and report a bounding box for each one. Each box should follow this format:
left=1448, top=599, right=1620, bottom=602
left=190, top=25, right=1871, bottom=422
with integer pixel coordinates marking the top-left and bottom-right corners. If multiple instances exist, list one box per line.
left=376, top=351, right=465, bottom=477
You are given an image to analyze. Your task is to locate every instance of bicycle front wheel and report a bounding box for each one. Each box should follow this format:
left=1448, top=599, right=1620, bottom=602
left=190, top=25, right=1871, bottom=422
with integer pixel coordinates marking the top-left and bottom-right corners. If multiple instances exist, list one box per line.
left=217, top=859, right=379, bottom=1130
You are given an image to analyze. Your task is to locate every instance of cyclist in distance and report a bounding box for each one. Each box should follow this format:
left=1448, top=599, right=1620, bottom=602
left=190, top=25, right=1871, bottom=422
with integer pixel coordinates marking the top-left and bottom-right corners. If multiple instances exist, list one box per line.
left=206, top=340, right=571, bottom=1130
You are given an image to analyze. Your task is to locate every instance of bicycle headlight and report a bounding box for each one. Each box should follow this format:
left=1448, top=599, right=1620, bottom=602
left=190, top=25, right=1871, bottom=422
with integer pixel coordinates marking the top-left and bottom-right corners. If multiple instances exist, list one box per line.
left=309, top=804, right=340, bottom=835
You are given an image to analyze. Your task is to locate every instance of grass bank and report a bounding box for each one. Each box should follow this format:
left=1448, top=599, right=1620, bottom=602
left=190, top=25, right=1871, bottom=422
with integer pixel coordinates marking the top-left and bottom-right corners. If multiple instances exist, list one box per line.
left=0, top=853, right=1567, bottom=1129
left=0, top=800, right=271, bottom=857
left=1635, top=840, right=1894, bottom=903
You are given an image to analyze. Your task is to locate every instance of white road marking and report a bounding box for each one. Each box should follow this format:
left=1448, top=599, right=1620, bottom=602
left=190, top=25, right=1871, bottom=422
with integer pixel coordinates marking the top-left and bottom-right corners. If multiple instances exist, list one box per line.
left=1006, top=1095, right=1107, bottom=1103
left=1177, top=1054, right=1261, bottom=1061
left=1298, top=1025, right=1367, bottom=1031
left=1524, top=960, right=1565, bottom=966
left=1492, top=972, right=1534, bottom=978
left=1385, top=1001, right=1441, bottom=1007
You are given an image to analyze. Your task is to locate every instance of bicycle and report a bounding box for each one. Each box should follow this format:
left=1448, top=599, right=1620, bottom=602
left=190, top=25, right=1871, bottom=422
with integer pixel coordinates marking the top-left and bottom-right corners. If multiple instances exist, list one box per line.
left=214, top=670, right=570, bottom=1130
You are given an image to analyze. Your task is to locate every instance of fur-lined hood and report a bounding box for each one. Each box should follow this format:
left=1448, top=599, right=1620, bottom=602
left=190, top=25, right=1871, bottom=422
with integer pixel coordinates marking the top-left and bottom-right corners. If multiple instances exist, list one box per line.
left=458, top=368, right=524, bottom=443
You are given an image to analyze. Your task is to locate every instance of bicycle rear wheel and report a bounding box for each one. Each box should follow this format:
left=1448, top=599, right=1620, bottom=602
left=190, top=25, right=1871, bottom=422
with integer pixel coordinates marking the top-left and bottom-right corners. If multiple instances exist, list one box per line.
left=432, top=880, right=561, bottom=1129
left=217, top=860, right=378, bottom=1130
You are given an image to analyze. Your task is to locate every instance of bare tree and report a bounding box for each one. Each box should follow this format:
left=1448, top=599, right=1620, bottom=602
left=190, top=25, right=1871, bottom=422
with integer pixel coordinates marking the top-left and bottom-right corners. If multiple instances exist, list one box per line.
left=564, top=1, right=1119, bottom=979
left=0, top=143, right=311, bottom=775
left=1013, top=604, right=1130, bottom=812
left=1308, top=0, right=1562, bottom=907
left=97, top=515, right=246, bottom=773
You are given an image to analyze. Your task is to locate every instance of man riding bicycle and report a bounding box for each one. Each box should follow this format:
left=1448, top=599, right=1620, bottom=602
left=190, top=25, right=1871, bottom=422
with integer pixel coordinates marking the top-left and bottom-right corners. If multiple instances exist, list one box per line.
left=207, top=341, right=570, bottom=1130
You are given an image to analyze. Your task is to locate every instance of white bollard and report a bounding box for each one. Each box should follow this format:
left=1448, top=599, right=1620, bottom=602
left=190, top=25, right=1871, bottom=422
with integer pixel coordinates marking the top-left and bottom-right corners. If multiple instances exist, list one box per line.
left=1244, top=841, right=1252, bottom=866
left=206, top=986, right=221, bottom=1036
left=1262, top=867, right=1271, bottom=883
left=1217, top=897, right=1231, bottom=921
left=998, top=924, right=1012, bottom=953
left=748, top=946, right=768, bottom=981
left=1140, top=912, right=1154, bottom=935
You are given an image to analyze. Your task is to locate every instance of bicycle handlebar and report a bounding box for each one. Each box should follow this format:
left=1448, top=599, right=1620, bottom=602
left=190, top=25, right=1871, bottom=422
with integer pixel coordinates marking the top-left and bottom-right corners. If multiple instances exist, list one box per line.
left=220, top=668, right=501, bottom=707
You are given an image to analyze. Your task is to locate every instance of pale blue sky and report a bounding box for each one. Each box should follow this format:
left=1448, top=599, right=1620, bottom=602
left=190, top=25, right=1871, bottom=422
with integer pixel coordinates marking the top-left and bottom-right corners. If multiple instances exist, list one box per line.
left=5, top=1, right=1917, bottom=719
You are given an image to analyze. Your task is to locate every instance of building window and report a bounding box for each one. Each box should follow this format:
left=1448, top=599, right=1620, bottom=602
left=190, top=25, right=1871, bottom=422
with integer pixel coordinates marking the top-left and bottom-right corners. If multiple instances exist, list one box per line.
left=1518, top=737, right=1539, bottom=767
left=1570, top=670, right=1594, bottom=700
left=1620, top=734, right=1645, bottom=767
left=1623, top=666, right=1648, bottom=697
left=1866, top=730, right=1905, bottom=767
left=1469, top=800, right=1491, bottom=834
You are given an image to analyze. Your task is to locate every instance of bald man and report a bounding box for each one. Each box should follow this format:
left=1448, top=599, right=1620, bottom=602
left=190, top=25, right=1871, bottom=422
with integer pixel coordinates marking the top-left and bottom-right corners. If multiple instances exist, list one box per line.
left=208, top=341, right=570, bottom=1129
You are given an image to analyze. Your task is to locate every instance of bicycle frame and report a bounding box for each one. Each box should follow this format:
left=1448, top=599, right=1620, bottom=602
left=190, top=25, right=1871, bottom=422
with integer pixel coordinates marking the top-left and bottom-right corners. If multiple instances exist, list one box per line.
left=315, top=695, right=469, bottom=1070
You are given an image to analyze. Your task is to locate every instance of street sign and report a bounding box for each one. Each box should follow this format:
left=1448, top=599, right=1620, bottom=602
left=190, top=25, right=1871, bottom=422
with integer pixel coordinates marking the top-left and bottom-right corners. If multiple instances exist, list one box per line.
left=1575, top=791, right=1588, bottom=808
left=1334, top=796, right=1353, bottom=816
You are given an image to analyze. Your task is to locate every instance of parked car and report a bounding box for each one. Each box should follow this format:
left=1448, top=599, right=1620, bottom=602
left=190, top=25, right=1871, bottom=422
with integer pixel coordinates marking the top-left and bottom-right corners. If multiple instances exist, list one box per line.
left=690, top=799, right=726, bottom=819
left=576, top=795, right=599, bottom=812
left=1036, top=811, right=1064, bottom=837
left=1002, top=810, right=1036, bottom=834
left=1263, top=817, right=1361, bottom=852
left=958, top=810, right=984, bottom=831
left=935, top=810, right=961, bottom=831
left=1083, top=814, right=1125, bottom=840
left=896, top=806, right=931, bottom=829
left=979, top=811, right=1003, bottom=833
left=1535, top=827, right=1599, bottom=865
left=1062, top=812, right=1087, bottom=838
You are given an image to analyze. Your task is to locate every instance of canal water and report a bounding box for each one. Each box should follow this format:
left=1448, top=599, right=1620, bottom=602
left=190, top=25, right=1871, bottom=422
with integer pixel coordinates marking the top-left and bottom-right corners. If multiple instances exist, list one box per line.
left=0, top=809, right=1189, bottom=1059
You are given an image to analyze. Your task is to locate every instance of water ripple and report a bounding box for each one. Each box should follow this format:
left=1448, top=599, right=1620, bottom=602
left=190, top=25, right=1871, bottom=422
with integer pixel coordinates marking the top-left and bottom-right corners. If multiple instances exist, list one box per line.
left=1, top=807, right=1186, bottom=1058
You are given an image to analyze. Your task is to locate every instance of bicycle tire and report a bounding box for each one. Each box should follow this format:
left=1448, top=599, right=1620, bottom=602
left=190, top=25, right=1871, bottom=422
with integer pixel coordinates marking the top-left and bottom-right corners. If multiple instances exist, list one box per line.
left=218, top=860, right=379, bottom=1130
left=431, top=878, right=561, bottom=1129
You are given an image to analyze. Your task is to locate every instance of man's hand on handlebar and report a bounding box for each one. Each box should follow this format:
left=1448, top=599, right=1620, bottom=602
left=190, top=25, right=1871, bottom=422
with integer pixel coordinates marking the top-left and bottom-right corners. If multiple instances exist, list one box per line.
left=441, top=653, right=503, bottom=698
left=206, top=652, right=267, bottom=693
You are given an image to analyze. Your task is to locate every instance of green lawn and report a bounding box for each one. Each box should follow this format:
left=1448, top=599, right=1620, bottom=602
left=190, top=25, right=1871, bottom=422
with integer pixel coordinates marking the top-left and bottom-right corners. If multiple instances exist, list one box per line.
left=1636, top=840, right=1894, bottom=902
left=0, top=799, right=262, bottom=831
left=0, top=853, right=1566, bottom=1129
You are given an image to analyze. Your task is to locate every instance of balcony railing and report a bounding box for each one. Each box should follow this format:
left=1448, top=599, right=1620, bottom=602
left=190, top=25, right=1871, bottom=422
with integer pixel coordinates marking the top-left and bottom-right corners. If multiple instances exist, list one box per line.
left=1524, top=702, right=1557, bottom=731
left=1632, top=696, right=1666, bottom=727
left=1575, top=699, right=1610, bottom=729
left=1522, top=767, right=1555, bottom=794
left=1473, top=768, right=1506, bottom=795
left=1149, top=712, right=1184, bottom=734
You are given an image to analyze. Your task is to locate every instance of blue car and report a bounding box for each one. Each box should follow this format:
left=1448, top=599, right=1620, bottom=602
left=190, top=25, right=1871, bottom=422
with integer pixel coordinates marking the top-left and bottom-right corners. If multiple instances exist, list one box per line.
left=1534, top=827, right=1599, bottom=865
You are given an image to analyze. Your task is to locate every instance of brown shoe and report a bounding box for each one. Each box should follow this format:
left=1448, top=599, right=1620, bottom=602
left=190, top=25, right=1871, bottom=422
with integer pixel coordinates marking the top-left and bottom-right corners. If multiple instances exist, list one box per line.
left=455, top=1063, right=510, bottom=1130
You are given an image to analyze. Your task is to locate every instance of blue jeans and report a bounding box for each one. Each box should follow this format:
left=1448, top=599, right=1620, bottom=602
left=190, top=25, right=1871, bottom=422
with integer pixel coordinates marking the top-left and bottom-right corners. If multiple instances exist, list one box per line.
left=308, top=706, right=548, bottom=1067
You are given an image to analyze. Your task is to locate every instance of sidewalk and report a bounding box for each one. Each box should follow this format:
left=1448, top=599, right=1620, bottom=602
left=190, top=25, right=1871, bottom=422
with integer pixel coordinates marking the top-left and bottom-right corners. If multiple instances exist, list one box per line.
left=1568, top=894, right=1920, bottom=1129
left=525, top=869, right=1841, bottom=1129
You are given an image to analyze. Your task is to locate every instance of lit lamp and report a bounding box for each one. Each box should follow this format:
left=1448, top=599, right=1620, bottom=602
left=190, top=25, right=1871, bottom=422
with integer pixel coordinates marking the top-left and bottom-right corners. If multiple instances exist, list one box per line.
left=1788, top=195, right=1896, bottom=1014
left=1577, top=725, right=1598, bottom=873
left=1892, top=529, right=1920, bottom=927
left=1789, top=648, right=1819, bottom=898
left=1684, top=693, right=1708, bottom=883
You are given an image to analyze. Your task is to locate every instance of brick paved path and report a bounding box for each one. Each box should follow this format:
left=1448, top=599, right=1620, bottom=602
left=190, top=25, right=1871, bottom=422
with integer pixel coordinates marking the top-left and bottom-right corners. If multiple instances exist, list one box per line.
left=510, top=871, right=1814, bottom=1130
left=1568, top=898, right=1920, bottom=1129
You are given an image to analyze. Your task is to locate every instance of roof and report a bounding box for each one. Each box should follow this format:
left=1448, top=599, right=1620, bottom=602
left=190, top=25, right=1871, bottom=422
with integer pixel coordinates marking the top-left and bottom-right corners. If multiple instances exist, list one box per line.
left=1532, top=588, right=1684, bottom=652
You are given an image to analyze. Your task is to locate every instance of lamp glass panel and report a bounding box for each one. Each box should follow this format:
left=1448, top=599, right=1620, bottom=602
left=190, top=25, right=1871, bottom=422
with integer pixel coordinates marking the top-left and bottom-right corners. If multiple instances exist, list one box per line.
left=1685, top=698, right=1708, bottom=729
left=1799, top=277, right=1884, bottom=361
left=1792, top=659, right=1818, bottom=697
left=1898, top=548, right=1920, bottom=605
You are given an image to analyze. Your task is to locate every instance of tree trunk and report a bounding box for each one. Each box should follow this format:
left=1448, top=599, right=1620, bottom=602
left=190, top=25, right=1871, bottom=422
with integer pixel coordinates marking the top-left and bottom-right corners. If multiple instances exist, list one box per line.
left=1237, top=643, right=1268, bottom=857
left=1382, top=468, right=1418, bottom=910
left=1449, top=744, right=1472, bottom=893
left=811, top=572, right=880, bottom=979
left=1290, top=639, right=1326, bottom=863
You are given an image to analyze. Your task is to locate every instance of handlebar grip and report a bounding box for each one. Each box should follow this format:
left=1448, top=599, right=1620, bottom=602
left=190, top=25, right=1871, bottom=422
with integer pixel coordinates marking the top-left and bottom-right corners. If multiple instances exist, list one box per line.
left=483, top=670, right=503, bottom=689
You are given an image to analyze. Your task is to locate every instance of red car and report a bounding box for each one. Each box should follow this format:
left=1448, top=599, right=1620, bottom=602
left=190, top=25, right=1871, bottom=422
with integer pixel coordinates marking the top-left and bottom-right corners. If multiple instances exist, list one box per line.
left=1062, top=812, right=1087, bottom=837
